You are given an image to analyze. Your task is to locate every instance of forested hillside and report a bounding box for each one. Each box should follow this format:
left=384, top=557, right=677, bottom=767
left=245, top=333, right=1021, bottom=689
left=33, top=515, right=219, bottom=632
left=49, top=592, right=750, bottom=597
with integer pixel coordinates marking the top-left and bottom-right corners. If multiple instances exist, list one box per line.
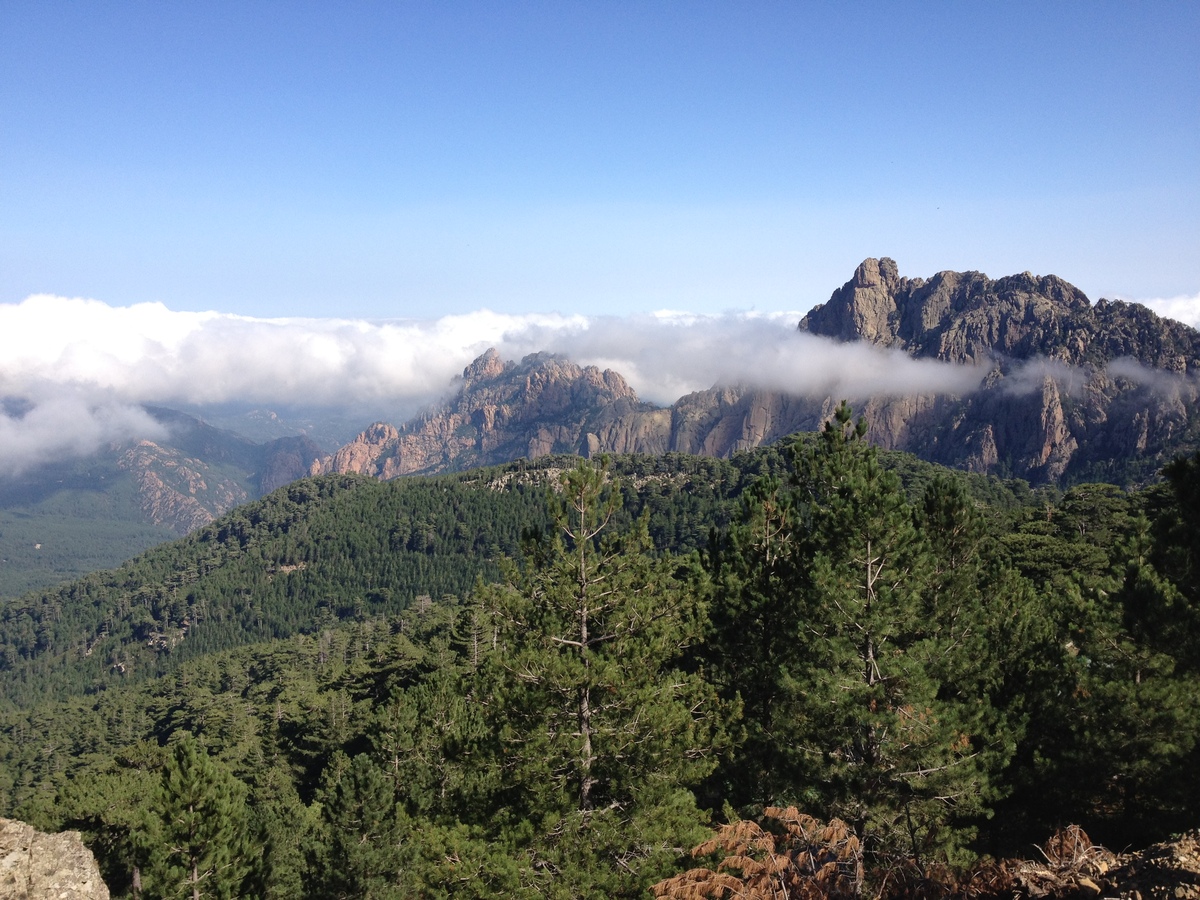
left=1, top=414, right=1197, bottom=898
left=0, top=444, right=1025, bottom=710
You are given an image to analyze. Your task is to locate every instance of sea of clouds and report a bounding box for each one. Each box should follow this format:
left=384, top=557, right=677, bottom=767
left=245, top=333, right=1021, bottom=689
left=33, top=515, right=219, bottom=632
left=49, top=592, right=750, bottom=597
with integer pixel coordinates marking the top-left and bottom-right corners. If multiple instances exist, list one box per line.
left=1, top=290, right=1197, bottom=477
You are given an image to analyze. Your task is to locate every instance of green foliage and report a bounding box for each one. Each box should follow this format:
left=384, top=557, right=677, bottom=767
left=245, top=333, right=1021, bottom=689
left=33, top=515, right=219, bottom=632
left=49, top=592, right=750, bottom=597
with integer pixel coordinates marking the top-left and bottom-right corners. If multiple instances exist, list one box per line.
left=315, top=752, right=406, bottom=900
left=790, top=407, right=1011, bottom=862
left=140, top=735, right=257, bottom=899
left=474, top=460, right=723, bottom=897
left=0, top=433, right=1197, bottom=895
left=0, top=447, right=1031, bottom=710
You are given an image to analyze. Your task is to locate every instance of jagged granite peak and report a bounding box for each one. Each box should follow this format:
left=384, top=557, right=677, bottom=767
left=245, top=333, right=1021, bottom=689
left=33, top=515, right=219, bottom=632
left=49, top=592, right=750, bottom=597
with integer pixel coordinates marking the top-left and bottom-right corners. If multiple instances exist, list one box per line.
left=315, top=264, right=1200, bottom=487
left=800, top=257, right=1200, bottom=371
left=790, top=258, right=1200, bottom=482
left=462, top=346, right=510, bottom=385
left=311, top=350, right=661, bottom=479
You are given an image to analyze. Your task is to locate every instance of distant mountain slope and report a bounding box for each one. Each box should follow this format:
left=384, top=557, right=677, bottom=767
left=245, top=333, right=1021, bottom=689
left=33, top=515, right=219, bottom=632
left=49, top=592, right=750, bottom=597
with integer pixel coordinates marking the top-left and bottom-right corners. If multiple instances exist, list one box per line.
left=0, top=409, right=324, bottom=600
left=316, top=259, right=1200, bottom=486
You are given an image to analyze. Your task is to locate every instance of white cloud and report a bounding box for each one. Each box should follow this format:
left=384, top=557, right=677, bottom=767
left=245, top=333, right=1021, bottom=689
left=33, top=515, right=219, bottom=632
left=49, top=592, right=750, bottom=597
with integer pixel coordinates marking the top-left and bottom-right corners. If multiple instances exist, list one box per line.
left=0, top=294, right=984, bottom=408
left=497, top=312, right=985, bottom=405
left=0, top=294, right=987, bottom=475
left=0, top=391, right=167, bottom=477
left=1130, top=293, right=1200, bottom=330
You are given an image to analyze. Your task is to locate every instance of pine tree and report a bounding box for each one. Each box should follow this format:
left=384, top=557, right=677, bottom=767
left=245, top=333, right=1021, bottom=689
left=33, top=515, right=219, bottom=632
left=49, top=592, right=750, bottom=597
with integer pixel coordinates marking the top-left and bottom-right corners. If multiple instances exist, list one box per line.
left=141, top=735, right=256, bottom=900
left=711, top=405, right=1015, bottom=871
left=477, top=459, right=723, bottom=897
left=705, top=474, right=805, bottom=808
left=317, top=752, right=406, bottom=900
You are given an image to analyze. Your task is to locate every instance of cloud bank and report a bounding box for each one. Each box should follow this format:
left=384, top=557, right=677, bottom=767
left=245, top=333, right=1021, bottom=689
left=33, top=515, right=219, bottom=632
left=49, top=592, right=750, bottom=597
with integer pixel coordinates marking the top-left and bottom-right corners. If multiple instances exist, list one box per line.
left=0, top=392, right=168, bottom=477
left=0, top=293, right=988, bottom=475
left=1, top=295, right=983, bottom=404
left=6, top=285, right=1197, bottom=477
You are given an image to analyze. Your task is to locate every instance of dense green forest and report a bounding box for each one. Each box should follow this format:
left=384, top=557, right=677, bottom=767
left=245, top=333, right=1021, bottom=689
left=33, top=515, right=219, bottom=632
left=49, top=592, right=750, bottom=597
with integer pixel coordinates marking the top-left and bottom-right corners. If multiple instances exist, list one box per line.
left=1, top=411, right=1197, bottom=898
left=0, top=458, right=175, bottom=602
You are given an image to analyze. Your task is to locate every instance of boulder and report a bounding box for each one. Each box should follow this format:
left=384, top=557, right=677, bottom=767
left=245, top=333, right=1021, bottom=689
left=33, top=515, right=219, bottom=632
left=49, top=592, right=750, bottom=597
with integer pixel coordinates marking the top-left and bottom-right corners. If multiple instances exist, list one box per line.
left=0, top=817, right=109, bottom=900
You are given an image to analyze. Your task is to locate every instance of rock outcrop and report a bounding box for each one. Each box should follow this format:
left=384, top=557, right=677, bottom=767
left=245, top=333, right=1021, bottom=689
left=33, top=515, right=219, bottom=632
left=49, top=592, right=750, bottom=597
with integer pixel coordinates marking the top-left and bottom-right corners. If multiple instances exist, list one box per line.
left=0, top=818, right=109, bottom=900
left=794, top=258, right=1200, bottom=482
left=800, top=257, right=1200, bottom=372
left=118, top=440, right=250, bottom=534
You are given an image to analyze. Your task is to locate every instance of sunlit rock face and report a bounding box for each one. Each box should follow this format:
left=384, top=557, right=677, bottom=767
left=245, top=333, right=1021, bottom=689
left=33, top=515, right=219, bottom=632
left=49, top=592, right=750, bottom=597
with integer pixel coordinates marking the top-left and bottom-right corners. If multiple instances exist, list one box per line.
left=0, top=817, right=110, bottom=900
left=311, top=349, right=663, bottom=478
left=316, top=260, right=1200, bottom=487
left=796, top=258, right=1200, bottom=483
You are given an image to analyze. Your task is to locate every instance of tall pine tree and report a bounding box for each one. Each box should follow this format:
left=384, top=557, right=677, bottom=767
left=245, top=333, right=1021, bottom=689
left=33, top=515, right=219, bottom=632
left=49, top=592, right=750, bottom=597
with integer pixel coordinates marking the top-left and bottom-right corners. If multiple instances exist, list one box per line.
left=140, top=735, right=256, bottom=900
left=711, top=405, right=1018, bottom=870
left=477, top=459, right=724, bottom=898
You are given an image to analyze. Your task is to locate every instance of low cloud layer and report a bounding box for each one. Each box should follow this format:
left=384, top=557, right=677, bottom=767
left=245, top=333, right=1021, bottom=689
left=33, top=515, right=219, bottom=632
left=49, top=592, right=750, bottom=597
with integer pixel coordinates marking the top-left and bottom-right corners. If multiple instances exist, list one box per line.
left=0, top=389, right=168, bottom=477
left=500, top=312, right=985, bottom=405
left=23, top=290, right=1200, bottom=476
left=0, top=295, right=984, bottom=475
left=1, top=295, right=983, bottom=403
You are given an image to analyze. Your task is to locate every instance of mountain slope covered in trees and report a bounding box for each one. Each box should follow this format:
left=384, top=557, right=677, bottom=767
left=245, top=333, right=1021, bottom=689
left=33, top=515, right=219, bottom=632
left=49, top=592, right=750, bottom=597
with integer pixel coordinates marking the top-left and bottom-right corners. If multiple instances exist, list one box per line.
left=0, top=444, right=1028, bottom=709
left=1, top=421, right=1198, bottom=898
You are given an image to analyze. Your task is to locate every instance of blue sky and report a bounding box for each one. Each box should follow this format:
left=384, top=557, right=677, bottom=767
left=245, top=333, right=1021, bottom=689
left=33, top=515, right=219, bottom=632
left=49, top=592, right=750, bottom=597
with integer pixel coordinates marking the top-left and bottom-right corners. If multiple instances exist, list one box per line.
left=3, top=1, right=1197, bottom=319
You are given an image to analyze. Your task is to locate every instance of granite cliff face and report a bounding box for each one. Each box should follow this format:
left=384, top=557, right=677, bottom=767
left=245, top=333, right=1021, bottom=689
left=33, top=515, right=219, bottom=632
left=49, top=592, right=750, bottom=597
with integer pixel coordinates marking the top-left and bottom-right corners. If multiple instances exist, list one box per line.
left=316, top=260, right=1200, bottom=487
left=312, top=350, right=669, bottom=478
left=791, top=258, right=1200, bottom=482
left=800, top=257, right=1200, bottom=371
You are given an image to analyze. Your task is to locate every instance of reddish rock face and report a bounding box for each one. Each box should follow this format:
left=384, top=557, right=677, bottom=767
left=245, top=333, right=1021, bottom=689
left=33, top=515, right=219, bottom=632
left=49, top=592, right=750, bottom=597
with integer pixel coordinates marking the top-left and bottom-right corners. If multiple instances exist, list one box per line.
left=310, top=352, right=659, bottom=479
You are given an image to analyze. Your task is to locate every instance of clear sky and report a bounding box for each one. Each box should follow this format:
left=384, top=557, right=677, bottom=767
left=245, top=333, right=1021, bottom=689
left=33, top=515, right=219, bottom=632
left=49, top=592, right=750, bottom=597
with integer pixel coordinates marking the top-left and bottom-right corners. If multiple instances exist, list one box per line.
left=2, top=1, right=1197, bottom=319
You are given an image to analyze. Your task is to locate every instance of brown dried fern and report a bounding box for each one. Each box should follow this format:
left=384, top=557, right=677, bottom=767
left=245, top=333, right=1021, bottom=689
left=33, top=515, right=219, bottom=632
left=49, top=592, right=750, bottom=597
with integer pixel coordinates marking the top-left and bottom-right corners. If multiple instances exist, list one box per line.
left=652, top=807, right=863, bottom=899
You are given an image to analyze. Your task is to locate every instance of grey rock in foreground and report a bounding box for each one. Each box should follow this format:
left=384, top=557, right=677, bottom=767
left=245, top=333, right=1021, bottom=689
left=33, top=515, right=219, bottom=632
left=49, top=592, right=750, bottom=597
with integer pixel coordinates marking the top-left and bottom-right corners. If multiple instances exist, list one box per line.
left=0, top=818, right=109, bottom=900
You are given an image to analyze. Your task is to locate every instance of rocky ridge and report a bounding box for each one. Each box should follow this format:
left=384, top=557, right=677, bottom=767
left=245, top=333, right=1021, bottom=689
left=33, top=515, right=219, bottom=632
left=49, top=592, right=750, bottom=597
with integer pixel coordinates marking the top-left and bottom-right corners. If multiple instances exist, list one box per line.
left=315, top=259, right=1200, bottom=487
left=311, top=349, right=667, bottom=479
left=800, top=257, right=1200, bottom=372
left=794, top=258, right=1200, bottom=482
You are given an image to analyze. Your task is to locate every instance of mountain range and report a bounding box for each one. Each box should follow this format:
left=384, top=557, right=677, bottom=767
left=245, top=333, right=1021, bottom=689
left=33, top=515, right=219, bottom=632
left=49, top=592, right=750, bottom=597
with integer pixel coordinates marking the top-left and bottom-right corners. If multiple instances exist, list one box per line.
left=0, top=409, right=324, bottom=599
left=313, top=258, right=1200, bottom=487
left=4, top=257, right=1197, bottom=599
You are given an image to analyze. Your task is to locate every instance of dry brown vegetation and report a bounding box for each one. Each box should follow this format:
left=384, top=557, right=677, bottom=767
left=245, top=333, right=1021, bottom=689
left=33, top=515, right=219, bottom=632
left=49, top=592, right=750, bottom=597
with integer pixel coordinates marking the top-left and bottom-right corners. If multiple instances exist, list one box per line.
left=653, top=815, right=1200, bottom=900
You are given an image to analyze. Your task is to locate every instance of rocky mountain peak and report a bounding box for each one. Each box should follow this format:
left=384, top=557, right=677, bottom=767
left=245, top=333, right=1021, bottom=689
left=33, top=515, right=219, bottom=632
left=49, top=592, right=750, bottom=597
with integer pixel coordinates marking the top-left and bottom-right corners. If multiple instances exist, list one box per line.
left=799, top=257, right=1196, bottom=371
left=462, top=347, right=509, bottom=386
left=799, top=257, right=905, bottom=344
left=311, top=350, right=661, bottom=478
left=310, top=261, right=1200, bottom=488
left=852, top=256, right=902, bottom=292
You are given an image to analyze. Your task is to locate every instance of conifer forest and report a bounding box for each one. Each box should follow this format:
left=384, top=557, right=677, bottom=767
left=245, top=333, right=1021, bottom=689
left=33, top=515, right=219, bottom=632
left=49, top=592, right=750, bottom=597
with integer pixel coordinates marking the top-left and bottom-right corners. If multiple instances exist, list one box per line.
left=2, top=405, right=1198, bottom=898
